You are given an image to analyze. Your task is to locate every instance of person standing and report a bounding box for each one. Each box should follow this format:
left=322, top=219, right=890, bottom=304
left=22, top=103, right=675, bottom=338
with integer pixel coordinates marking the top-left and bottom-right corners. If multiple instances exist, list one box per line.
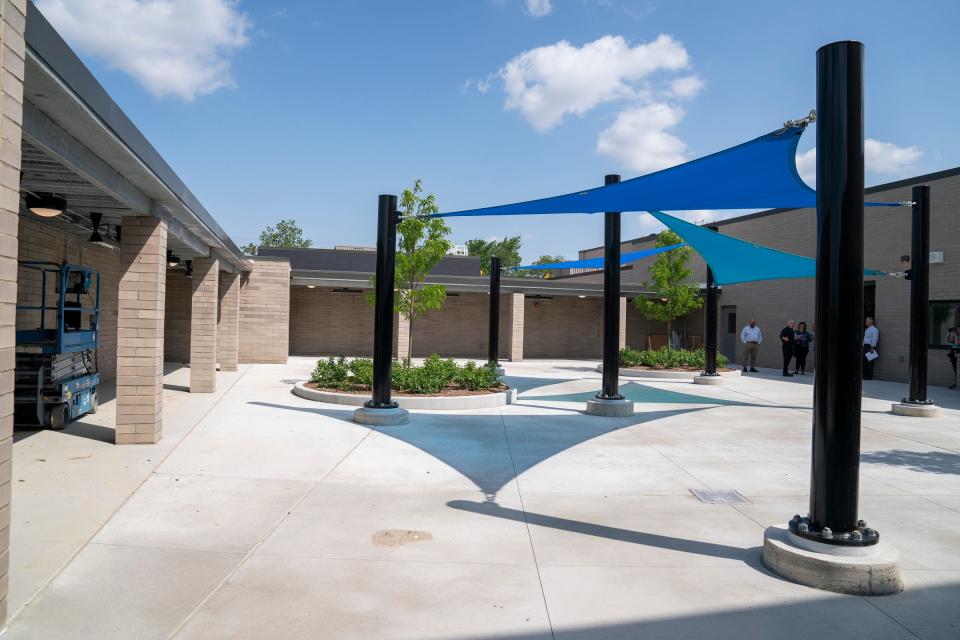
left=779, top=320, right=795, bottom=377
left=947, top=326, right=959, bottom=389
left=793, top=321, right=813, bottom=375
left=740, top=319, right=762, bottom=372
left=863, top=317, right=879, bottom=380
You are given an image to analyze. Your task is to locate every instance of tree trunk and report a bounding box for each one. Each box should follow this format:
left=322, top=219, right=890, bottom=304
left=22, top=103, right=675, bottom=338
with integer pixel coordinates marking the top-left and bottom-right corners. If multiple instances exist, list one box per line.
left=666, top=320, right=672, bottom=350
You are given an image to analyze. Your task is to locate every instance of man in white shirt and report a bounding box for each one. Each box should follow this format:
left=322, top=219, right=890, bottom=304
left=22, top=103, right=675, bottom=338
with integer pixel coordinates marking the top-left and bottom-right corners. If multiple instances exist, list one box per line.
left=863, top=317, right=879, bottom=380
left=740, top=319, right=762, bottom=372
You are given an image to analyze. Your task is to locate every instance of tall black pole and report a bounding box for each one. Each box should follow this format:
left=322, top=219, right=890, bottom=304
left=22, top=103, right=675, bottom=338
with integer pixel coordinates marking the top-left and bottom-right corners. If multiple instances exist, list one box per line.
left=906, top=185, right=931, bottom=404
left=488, top=256, right=502, bottom=366
left=703, top=226, right=719, bottom=376
left=807, top=41, right=867, bottom=538
left=599, top=174, right=623, bottom=400
left=367, top=194, right=399, bottom=409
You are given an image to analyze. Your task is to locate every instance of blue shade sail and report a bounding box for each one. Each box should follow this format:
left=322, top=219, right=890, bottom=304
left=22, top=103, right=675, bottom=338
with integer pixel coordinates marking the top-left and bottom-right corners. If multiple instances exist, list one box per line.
left=647, top=210, right=886, bottom=285
left=516, top=243, right=685, bottom=271
left=433, top=126, right=900, bottom=218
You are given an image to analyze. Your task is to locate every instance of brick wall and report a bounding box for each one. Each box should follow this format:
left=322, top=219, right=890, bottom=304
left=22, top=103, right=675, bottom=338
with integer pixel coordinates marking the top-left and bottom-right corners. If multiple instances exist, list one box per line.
left=189, top=256, right=218, bottom=392
left=290, top=286, right=373, bottom=356
left=217, top=271, right=239, bottom=371
left=238, top=257, right=289, bottom=364
left=0, top=0, right=24, bottom=622
left=163, top=269, right=191, bottom=362
left=16, top=218, right=122, bottom=381
left=524, top=296, right=602, bottom=359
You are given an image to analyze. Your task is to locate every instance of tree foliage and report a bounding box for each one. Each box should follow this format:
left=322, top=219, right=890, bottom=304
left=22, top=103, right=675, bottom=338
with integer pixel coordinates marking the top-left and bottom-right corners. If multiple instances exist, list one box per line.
left=528, top=254, right=566, bottom=279
left=466, top=236, right=523, bottom=274
left=368, top=179, right=452, bottom=355
left=241, top=219, right=312, bottom=255
left=632, top=230, right=702, bottom=349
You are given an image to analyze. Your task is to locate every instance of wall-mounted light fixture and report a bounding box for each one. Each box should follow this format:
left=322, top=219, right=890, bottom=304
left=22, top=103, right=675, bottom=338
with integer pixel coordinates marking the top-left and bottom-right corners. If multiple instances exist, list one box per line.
left=88, top=212, right=103, bottom=243
left=184, top=260, right=193, bottom=277
left=167, top=250, right=181, bottom=267
left=26, top=193, right=67, bottom=218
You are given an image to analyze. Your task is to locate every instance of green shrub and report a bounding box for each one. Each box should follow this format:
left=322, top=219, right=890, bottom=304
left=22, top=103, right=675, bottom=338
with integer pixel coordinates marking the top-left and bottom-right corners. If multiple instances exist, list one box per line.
left=618, top=347, right=728, bottom=370
left=311, top=354, right=503, bottom=394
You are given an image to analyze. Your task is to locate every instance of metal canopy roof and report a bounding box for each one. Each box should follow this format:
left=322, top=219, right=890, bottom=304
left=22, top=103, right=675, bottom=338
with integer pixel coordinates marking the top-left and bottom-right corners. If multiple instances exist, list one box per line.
left=19, top=3, right=249, bottom=271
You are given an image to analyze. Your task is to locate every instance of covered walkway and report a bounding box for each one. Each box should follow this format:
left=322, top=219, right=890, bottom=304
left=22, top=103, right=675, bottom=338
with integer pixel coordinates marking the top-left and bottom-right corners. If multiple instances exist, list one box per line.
left=4, top=358, right=958, bottom=639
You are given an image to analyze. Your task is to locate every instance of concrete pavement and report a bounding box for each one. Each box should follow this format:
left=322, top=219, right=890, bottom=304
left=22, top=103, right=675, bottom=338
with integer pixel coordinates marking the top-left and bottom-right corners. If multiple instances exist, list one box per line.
left=3, top=357, right=958, bottom=639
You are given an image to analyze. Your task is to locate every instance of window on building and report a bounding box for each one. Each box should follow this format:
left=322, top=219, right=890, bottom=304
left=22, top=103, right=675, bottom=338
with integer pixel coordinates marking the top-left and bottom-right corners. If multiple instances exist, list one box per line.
left=929, top=300, right=960, bottom=348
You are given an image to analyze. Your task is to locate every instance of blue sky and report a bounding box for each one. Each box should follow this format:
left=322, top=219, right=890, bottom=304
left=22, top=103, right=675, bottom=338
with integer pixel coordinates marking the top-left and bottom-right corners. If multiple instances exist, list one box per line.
left=35, top=0, right=960, bottom=260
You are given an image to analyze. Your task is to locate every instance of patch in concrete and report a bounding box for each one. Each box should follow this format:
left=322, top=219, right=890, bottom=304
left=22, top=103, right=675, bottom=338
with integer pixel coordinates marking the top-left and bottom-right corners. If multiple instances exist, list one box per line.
left=371, top=529, right=434, bottom=547
left=689, top=489, right=751, bottom=505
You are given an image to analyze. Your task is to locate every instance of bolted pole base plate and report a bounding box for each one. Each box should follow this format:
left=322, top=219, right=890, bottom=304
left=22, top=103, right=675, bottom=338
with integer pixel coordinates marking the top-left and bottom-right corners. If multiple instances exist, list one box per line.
left=891, top=401, right=942, bottom=418
left=763, top=525, right=903, bottom=595
left=586, top=397, right=635, bottom=417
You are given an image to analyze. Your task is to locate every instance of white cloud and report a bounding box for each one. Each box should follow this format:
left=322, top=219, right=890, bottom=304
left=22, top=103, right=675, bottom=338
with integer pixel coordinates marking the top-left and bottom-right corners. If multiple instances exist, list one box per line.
left=596, top=103, right=687, bottom=173
left=525, top=0, right=554, bottom=17
left=796, top=139, right=922, bottom=187
left=498, top=34, right=690, bottom=131
left=36, top=0, right=250, bottom=101
left=668, top=75, right=704, bottom=99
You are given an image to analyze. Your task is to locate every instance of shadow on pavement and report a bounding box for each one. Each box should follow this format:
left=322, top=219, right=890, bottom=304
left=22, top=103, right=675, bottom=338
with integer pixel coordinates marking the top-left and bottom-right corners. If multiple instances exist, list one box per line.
left=861, top=449, right=960, bottom=475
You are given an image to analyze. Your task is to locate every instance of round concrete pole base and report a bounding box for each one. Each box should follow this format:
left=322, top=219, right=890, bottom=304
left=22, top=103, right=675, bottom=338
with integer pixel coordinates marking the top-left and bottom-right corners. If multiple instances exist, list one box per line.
left=891, top=402, right=942, bottom=418
left=586, top=397, right=635, bottom=417
left=693, top=374, right=724, bottom=386
left=353, top=406, right=410, bottom=426
left=495, top=367, right=506, bottom=376
left=762, top=525, right=903, bottom=595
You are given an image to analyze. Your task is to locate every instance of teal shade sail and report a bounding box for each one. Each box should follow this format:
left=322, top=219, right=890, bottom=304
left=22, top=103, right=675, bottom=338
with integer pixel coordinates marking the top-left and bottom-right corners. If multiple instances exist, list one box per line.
left=516, top=243, right=685, bottom=271
left=647, top=210, right=886, bottom=285
left=433, top=125, right=901, bottom=218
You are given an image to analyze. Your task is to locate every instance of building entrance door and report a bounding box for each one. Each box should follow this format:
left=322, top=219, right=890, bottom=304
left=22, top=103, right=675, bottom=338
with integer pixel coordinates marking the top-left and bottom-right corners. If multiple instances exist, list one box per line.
left=722, top=305, right=737, bottom=362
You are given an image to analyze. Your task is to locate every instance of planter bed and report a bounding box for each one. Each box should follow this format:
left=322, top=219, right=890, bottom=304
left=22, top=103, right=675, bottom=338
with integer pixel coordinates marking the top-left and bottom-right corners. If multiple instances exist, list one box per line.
left=293, top=381, right=517, bottom=410
left=596, top=364, right=741, bottom=380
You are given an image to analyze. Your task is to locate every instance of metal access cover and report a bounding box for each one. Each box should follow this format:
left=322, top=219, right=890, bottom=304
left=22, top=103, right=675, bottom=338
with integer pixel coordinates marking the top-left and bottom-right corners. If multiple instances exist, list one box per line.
left=689, top=489, right=751, bottom=504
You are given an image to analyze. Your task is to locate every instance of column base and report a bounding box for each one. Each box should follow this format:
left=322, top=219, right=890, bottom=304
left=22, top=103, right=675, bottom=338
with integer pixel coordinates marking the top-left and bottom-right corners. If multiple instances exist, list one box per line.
left=891, top=401, right=942, bottom=418
left=693, top=374, right=724, bottom=386
left=353, top=406, right=410, bottom=426
left=586, top=397, right=635, bottom=417
left=495, top=367, right=506, bottom=376
left=762, top=525, right=903, bottom=595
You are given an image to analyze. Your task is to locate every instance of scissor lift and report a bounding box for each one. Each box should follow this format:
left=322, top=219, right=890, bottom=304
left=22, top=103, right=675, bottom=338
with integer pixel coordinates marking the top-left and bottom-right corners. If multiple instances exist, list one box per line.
left=15, top=261, right=101, bottom=429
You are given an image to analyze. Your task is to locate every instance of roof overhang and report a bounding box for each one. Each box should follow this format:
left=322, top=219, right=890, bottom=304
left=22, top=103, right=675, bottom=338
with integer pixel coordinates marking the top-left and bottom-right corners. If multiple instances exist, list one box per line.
left=20, top=3, right=248, bottom=271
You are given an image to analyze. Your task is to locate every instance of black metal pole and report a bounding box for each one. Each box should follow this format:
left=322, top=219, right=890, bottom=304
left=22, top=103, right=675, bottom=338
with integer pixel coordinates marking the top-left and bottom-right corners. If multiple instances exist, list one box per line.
left=367, top=194, right=399, bottom=409
left=599, top=174, right=624, bottom=400
left=808, top=41, right=865, bottom=537
left=488, top=256, right=502, bottom=366
left=704, top=226, right=719, bottom=376
left=906, top=185, right=931, bottom=404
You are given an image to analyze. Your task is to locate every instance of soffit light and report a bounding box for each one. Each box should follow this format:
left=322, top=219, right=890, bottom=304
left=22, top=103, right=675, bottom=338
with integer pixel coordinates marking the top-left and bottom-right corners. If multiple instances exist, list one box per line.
left=27, top=193, right=67, bottom=218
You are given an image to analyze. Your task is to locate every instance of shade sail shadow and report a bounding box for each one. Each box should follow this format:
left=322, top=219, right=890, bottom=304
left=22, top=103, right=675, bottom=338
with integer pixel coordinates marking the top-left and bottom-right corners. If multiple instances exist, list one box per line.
left=249, top=398, right=702, bottom=497
left=502, top=376, right=581, bottom=394
left=448, top=499, right=759, bottom=565
left=861, top=449, right=960, bottom=475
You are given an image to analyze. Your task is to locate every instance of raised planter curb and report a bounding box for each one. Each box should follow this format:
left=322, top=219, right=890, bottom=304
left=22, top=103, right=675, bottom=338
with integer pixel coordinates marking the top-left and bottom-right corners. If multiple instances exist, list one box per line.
left=891, top=402, right=942, bottom=418
left=762, top=525, right=903, bottom=595
left=293, top=381, right=516, bottom=410
left=597, top=365, right=742, bottom=380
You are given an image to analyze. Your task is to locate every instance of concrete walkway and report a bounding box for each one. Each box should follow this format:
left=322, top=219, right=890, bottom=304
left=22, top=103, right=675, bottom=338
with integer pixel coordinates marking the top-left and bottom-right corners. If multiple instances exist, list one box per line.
left=3, top=358, right=958, bottom=639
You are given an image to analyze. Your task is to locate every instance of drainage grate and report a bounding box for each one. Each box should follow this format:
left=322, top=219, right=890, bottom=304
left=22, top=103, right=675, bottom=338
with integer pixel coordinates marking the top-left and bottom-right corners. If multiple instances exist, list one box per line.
left=689, top=489, right=751, bottom=505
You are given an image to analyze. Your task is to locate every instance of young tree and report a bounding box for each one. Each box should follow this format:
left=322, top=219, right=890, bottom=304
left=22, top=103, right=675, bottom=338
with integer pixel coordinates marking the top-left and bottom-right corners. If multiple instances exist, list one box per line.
left=466, top=236, right=523, bottom=274
left=241, top=219, right=312, bottom=255
left=633, top=229, right=702, bottom=349
left=369, top=179, right=452, bottom=358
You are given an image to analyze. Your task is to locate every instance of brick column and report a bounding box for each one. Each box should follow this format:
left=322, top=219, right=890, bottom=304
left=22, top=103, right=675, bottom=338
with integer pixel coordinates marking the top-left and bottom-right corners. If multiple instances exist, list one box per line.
left=190, top=256, right=219, bottom=392
left=507, top=292, right=524, bottom=361
left=116, top=216, right=167, bottom=445
left=217, top=271, right=239, bottom=372
left=0, top=0, right=24, bottom=622
left=395, top=313, right=411, bottom=360
left=619, top=297, right=628, bottom=349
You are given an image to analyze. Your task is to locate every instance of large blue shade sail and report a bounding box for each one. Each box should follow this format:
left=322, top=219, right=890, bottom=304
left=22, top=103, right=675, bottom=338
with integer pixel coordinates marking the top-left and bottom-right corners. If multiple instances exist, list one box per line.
left=648, top=210, right=885, bottom=285
left=516, top=243, right=685, bottom=271
left=434, top=125, right=900, bottom=217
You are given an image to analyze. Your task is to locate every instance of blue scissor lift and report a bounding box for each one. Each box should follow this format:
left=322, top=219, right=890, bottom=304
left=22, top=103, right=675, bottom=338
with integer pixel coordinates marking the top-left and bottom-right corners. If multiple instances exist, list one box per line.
left=15, top=261, right=101, bottom=429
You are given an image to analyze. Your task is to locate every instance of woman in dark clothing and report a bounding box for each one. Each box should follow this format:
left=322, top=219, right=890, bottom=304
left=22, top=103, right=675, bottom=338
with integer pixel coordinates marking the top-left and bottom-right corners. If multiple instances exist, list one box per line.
left=793, top=321, right=813, bottom=375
